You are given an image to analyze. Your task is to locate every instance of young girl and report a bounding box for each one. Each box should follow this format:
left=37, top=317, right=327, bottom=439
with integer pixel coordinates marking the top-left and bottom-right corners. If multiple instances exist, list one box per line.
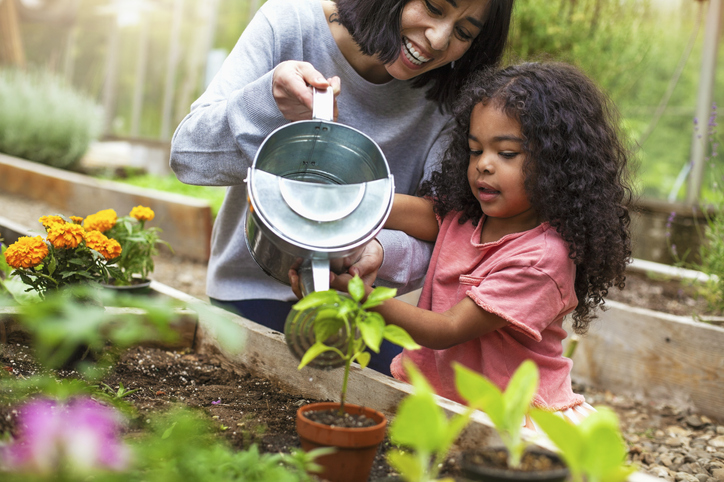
left=327, top=61, right=634, bottom=419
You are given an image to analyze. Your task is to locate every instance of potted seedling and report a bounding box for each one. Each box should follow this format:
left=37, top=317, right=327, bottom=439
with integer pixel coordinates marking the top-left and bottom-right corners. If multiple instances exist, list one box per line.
left=530, top=405, right=637, bottom=482
left=288, top=275, right=419, bottom=482
left=453, top=360, right=569, bottom=482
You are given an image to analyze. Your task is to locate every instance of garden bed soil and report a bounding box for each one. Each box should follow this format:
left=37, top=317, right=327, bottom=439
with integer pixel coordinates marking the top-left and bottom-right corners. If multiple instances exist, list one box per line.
left=2, top=329, right=724, bottom=482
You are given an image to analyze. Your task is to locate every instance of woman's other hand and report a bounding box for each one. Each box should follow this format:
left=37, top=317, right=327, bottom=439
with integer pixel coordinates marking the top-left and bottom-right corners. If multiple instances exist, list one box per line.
left=345, top=240, right=383, bottom=286
left=272, top=61, right=340, bottom=121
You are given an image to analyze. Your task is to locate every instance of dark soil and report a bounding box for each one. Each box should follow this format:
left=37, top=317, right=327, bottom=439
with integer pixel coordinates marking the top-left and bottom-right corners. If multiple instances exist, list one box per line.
left=304, top=409, right=379, bottom=428
left=461, top=447, right=567, bottom=473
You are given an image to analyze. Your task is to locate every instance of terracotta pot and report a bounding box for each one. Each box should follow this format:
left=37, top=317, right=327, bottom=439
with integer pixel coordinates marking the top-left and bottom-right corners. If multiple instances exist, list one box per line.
left=460, top=447, right=569, bottom=482
left=296, top=402, right=387, bottom=482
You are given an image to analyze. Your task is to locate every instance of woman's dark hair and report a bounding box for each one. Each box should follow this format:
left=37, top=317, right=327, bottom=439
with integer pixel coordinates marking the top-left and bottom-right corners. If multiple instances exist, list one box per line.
left=420, top=62, right=635, bottom=332
left=335, top=0, right=514, bottom=110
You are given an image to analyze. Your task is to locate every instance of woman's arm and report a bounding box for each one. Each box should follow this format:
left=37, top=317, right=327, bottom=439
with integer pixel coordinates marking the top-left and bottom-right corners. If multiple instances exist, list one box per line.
left=385, top=194, right=439, bottom=242
left=170, top=3, right=335, bottom=187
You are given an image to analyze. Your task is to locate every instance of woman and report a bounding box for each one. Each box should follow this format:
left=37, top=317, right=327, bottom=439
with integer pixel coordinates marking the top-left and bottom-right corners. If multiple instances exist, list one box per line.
left=170, top=0, right=514, bottom=375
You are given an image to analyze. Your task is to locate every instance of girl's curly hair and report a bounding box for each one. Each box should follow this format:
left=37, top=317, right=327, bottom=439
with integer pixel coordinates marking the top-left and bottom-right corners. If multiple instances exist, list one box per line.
left=420, top=62, right=634, bottom=333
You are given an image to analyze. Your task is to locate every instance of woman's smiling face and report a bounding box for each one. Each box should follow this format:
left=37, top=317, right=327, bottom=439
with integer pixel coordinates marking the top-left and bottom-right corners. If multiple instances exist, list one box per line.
left=385, top=0, right=489, bottom=80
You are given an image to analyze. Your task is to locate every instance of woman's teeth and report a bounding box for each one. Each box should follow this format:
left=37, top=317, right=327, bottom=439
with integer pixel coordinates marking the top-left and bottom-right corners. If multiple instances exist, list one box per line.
left=404, top=39, right=430, bottom=65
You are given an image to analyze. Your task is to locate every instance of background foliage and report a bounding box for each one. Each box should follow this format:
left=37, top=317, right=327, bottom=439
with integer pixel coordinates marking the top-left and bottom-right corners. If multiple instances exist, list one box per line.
left=4, top=0, right=723, bottom=203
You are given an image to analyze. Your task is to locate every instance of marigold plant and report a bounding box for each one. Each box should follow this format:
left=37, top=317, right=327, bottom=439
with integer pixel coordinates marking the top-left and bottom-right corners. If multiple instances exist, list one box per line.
left=102, top=206, right=170, bottom=285
left=4, top=214, right=122, bottom=296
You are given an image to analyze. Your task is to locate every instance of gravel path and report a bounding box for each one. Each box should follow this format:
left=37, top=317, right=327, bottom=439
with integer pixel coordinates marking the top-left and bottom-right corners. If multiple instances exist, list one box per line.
left=1, top=188, right=723, bottom=482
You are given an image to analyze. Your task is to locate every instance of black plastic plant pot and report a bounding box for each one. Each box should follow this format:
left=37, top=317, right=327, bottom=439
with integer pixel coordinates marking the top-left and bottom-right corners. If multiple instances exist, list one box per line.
left=460, top=447, right=569, bottom=482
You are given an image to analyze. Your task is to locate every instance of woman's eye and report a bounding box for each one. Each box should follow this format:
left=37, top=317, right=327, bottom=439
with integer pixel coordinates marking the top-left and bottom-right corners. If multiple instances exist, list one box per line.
left=500, top=152, right=519, bottom=159
left=455, top=27, right=473, bottom=41
left=424, top=0, right=442, bottom=15
left=469, top=149, right=482, bottom=156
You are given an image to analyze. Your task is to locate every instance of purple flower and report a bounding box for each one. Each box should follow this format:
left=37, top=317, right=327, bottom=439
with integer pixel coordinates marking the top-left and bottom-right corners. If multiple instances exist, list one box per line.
left=211, top=399, right=221, bottom=405
left=1, top=397, right=130, bottom=475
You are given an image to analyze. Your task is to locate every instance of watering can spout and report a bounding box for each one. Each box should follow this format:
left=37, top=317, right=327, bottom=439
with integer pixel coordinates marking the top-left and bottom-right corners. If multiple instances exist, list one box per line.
left=298, top=259, right=330, bottom=297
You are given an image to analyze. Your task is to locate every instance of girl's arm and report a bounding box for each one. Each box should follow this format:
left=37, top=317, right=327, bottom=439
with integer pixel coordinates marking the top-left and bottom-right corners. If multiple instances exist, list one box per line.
left=385, top=194, right=439, bottom=242
left=374, top=295, right=508, bottom=350
left=326, top=273, right=507, bottom=350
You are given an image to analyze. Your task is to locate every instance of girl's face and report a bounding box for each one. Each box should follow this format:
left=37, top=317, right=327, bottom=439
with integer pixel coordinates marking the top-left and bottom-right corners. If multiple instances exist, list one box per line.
left=467, top=102, right=538, bottom=228
left=385, top=0, right=489, bottom=80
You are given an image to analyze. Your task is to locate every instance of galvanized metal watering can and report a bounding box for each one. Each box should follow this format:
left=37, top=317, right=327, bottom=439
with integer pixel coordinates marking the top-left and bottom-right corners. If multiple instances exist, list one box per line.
left=244, top=88, right=394, bottom=295
left=244, top=89, right=394, bottom=369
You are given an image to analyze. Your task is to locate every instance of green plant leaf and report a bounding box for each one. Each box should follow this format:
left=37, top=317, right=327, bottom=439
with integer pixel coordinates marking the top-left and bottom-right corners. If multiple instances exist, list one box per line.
left=387, top=450, right=424, bottom=482
left=297, top=341, right=336, bottom=370
left=355, top=351, right=371, bottom=369
left=358, top=312, right=385, bottom=353
left=453, top=363, right=505, bottom=427
left=348, top=275, right=365, bottom=303
left=529, top=408, right=584, bottom=476
left=390, top=392, right=447, bottom=452
left=313, top=311, right=344, bottom=344
left=362, top=286, right=397, bottom=309
left=383, top=324, right=420, bottom=350
left=292, top=290, right=339, bottom=311
left=579, top=408, right=633, bottom=482
left=502, top=360, right=539, bottom=431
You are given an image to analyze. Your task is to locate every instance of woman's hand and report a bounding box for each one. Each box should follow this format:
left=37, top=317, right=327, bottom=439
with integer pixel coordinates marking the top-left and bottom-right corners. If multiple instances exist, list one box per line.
left=344, top=240, right=383, bottom=286
left=272, top=61, right=341, bottom=121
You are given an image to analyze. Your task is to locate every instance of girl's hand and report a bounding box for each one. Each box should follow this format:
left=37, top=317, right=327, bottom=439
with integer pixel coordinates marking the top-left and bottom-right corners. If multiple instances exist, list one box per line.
left=272, top=61, right=341, bottom=121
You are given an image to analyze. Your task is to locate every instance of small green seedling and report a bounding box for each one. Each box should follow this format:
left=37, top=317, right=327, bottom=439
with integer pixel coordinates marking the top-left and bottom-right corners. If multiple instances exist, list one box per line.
left=530, top=405, right=637, bottom=482
left=294, top=275, right=419, bottom=412
left=453, top=359, right=539, bottom=468
left=101, top=381, right=141, bottom=399
left=387, top=360, right=473, bottom=482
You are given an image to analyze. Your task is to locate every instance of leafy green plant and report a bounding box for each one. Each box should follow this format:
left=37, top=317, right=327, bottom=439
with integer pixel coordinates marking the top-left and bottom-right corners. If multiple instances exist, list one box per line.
left=292, top=275, right=419, bottom=412
left=0, top=68, right=102, bottom=170
left=453, top=360, right=539, bottom=468
left=530, top=406, right=637, bottom=482
left=387, top=360, right=473, bottom=482
left=127, top=406, right=324, bottom=482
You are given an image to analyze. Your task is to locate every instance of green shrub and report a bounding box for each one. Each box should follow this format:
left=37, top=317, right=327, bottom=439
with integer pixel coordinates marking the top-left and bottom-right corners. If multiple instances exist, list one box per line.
left=0, top=68, right=102, bottom=170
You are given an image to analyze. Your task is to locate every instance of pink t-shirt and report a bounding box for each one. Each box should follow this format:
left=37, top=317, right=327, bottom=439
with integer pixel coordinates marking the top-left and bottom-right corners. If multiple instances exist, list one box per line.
left=390, top=212, right=585, bottom=411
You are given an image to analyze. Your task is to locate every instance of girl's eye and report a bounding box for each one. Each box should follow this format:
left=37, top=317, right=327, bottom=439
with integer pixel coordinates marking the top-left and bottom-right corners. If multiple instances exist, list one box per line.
left=500, top=152, right=519, bottom=159
left=424, top=0, right=442, bottom=16
left=469, top=149, right=482, bottom=156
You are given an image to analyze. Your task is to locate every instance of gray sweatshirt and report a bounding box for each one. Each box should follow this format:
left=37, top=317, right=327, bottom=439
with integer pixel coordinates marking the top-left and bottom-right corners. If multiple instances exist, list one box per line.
left=170, top=0, right=452, bottom=301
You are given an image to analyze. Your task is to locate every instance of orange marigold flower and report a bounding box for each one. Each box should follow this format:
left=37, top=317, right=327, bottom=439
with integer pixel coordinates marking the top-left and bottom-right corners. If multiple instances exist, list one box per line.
left=83, top=209, right=117, bottom=232
left=39, top=215, right=65, bottom=228
left=46, top=223, right=85, bottom=249
left=70, top=216, right=84, bottom=224
left=130, top=205, right=155, bottom=222
left=84, top=231, right=122, bottom=260
left=4, top=236, right=49, bottom=269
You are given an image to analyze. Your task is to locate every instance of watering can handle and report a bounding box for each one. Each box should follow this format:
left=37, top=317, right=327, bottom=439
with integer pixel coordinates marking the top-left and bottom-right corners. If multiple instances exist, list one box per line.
left=312, top=87, right=334, bottom=122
